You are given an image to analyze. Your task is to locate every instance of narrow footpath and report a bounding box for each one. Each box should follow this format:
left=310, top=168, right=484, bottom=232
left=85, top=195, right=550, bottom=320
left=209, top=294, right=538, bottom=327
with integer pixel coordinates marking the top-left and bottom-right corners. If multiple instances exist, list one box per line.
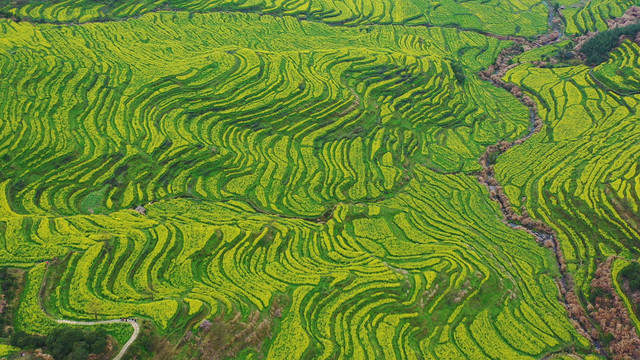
left=38, top=263, right=141, bottom=360
left=56, top=319, right=140, bottom=360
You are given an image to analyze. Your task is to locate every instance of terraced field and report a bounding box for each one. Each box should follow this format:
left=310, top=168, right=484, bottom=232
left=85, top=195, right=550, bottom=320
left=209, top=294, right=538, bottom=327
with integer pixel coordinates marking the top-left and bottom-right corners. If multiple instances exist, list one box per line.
left=593, top=40, right=640, bottom=94
left=0, top=0, right=639, bottom=359
left=496, top=45, right=640, bottom=358
left=0, top=13, right=530, bottom=218
left=561, top=0, right=639, bottom=34
left=498, top=61, right=640, bottom=293
left=0, top=345, right=18, bottom=358
left=2, top=172, right=592, bottom=358
left=0, top=0, right=549, bottom=35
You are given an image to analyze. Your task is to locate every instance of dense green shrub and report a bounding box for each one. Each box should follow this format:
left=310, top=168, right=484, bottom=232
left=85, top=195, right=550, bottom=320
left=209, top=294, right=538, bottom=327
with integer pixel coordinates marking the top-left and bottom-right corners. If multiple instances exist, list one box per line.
left=450, top=61, right=466, bottom=84
left=620, top=262, right=640, bottom=291
left=0, top=268, right=22, bottom=338
left=581, top=23, right=640, bottom=65
left=46, top=327, right=108, bottom=360
left=9, top=331, right=46, bottom=349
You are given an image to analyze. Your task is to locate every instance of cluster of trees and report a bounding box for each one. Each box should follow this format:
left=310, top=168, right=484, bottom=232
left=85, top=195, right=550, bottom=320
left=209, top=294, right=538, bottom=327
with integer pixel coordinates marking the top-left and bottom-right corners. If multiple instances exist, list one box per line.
left=46, top=327, right=108, bottom=360
left=581, top=23, right=640, bottom=65
left=9, top=331, right=46, bottom=349
left=0, top=269, right=14, bottom=296
left=449, top=61, right=466, bottom=84
left=620, top=261, right=640, bottom=291
left=0, top=268, right=21, bottom=338
left=10, top=327, right=108, bottom=360
left=1, top=267, right=109, bottom=359
left=589, top=258, right=640, bottom=359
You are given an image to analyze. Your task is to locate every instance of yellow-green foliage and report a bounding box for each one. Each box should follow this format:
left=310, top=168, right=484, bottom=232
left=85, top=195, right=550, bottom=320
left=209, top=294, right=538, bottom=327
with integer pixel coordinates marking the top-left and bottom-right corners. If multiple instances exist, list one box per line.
left=6, top=169, right=590, bottom=357
left=0, top=4, right=608, bottom=360
left=0, top=344, right=19, bottom=357
left=0, top=12, right=528, bottom=218
left=0, top=0, right=548, bottom=36
left=611, top=259, right=640, bottom=332
left=514, top=41, right=572, bottom=63
left=561, top=0, right=638, bottom=34
left=593, top=40, right=640, bottom=94
left=14, top=264, right=59, bottom=335
left=499, top=62, right=640, bottom=295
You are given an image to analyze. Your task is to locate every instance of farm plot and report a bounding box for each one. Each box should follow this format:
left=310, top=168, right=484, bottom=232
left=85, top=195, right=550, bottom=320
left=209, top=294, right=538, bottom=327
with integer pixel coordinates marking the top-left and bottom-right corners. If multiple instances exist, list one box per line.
left=592, top=40, right=640, bottom=94
left=0, top=0, right=549, bottom=36
left=561, top=0, right=639, bottom=34
left=0, top=8, right=598, bottom=359
left=497, top=62, right=640, bottom=297
left=2, top=169, right=591, bottom=358
left=0, top=12, right=528, bottom=219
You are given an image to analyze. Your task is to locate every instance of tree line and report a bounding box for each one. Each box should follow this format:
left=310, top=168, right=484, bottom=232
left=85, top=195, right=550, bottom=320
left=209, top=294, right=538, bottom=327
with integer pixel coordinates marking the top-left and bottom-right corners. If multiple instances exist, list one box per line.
left=10, top=327, right=108, bottom=360
left=581, top=23, right=640, bottom=65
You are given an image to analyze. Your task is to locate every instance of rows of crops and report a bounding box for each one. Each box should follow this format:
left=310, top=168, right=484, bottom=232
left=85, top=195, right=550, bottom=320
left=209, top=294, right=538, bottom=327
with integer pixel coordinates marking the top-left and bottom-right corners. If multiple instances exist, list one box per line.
left=561, top=0, right=638, bottom=34
left=3, top=0, right=636, bottom=36
left=1, top=169, right=591, bottom=358
left=0, top=0, right=549, bottom=36
left=0, top=12, right=529, bottom=219
left=593, top=40, right=640, bottom=94
left=0, top=9, right=602, bottom=359
left=497, top=58, right=640, bottom=298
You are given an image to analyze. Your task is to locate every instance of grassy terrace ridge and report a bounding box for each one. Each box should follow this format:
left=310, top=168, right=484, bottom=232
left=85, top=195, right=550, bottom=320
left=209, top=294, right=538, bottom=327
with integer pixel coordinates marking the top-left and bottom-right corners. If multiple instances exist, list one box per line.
left=498, top=61, right=640, bottom=288
left=0, top=1, right=639, bottom=360
left=495, top=46, right=640, bottom=358
left=0, top=11, right=529, bottom=218
left=5, top=0, right=637, bottom=37
left=561, top=0, right=639, bottom=34
left=0, top=0, right=550, bottom=36
left=592, top=40, right=640, bottom=94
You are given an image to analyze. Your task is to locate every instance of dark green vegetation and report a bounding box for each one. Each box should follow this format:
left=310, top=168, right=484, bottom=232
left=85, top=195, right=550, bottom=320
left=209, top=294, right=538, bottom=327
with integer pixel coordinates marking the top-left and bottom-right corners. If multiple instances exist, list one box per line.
left=0, top=268, right=23, bottom=339
left=0, top=0, right=639, bottom=359
left=618, top=261, right=640, bottom=320
left=1, top=267, right=112, bottom=359
left=620, top=262, right=640, bottom=292
left=45, top=327, right=108, bottom=360
left=592, top=40, right=640, bottom=94
left=582, top=23, right=640, bottom=65
left=7, top=327, right=109, bottom=359
left=8, top=331, right=45, bottom=350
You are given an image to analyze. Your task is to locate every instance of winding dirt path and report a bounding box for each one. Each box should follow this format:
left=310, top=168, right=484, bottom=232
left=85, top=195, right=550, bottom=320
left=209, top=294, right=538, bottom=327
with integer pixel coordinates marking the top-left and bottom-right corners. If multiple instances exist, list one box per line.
left=55, top=318, right=140, bottom=360
left=38, top=262, right=141, bottom=360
